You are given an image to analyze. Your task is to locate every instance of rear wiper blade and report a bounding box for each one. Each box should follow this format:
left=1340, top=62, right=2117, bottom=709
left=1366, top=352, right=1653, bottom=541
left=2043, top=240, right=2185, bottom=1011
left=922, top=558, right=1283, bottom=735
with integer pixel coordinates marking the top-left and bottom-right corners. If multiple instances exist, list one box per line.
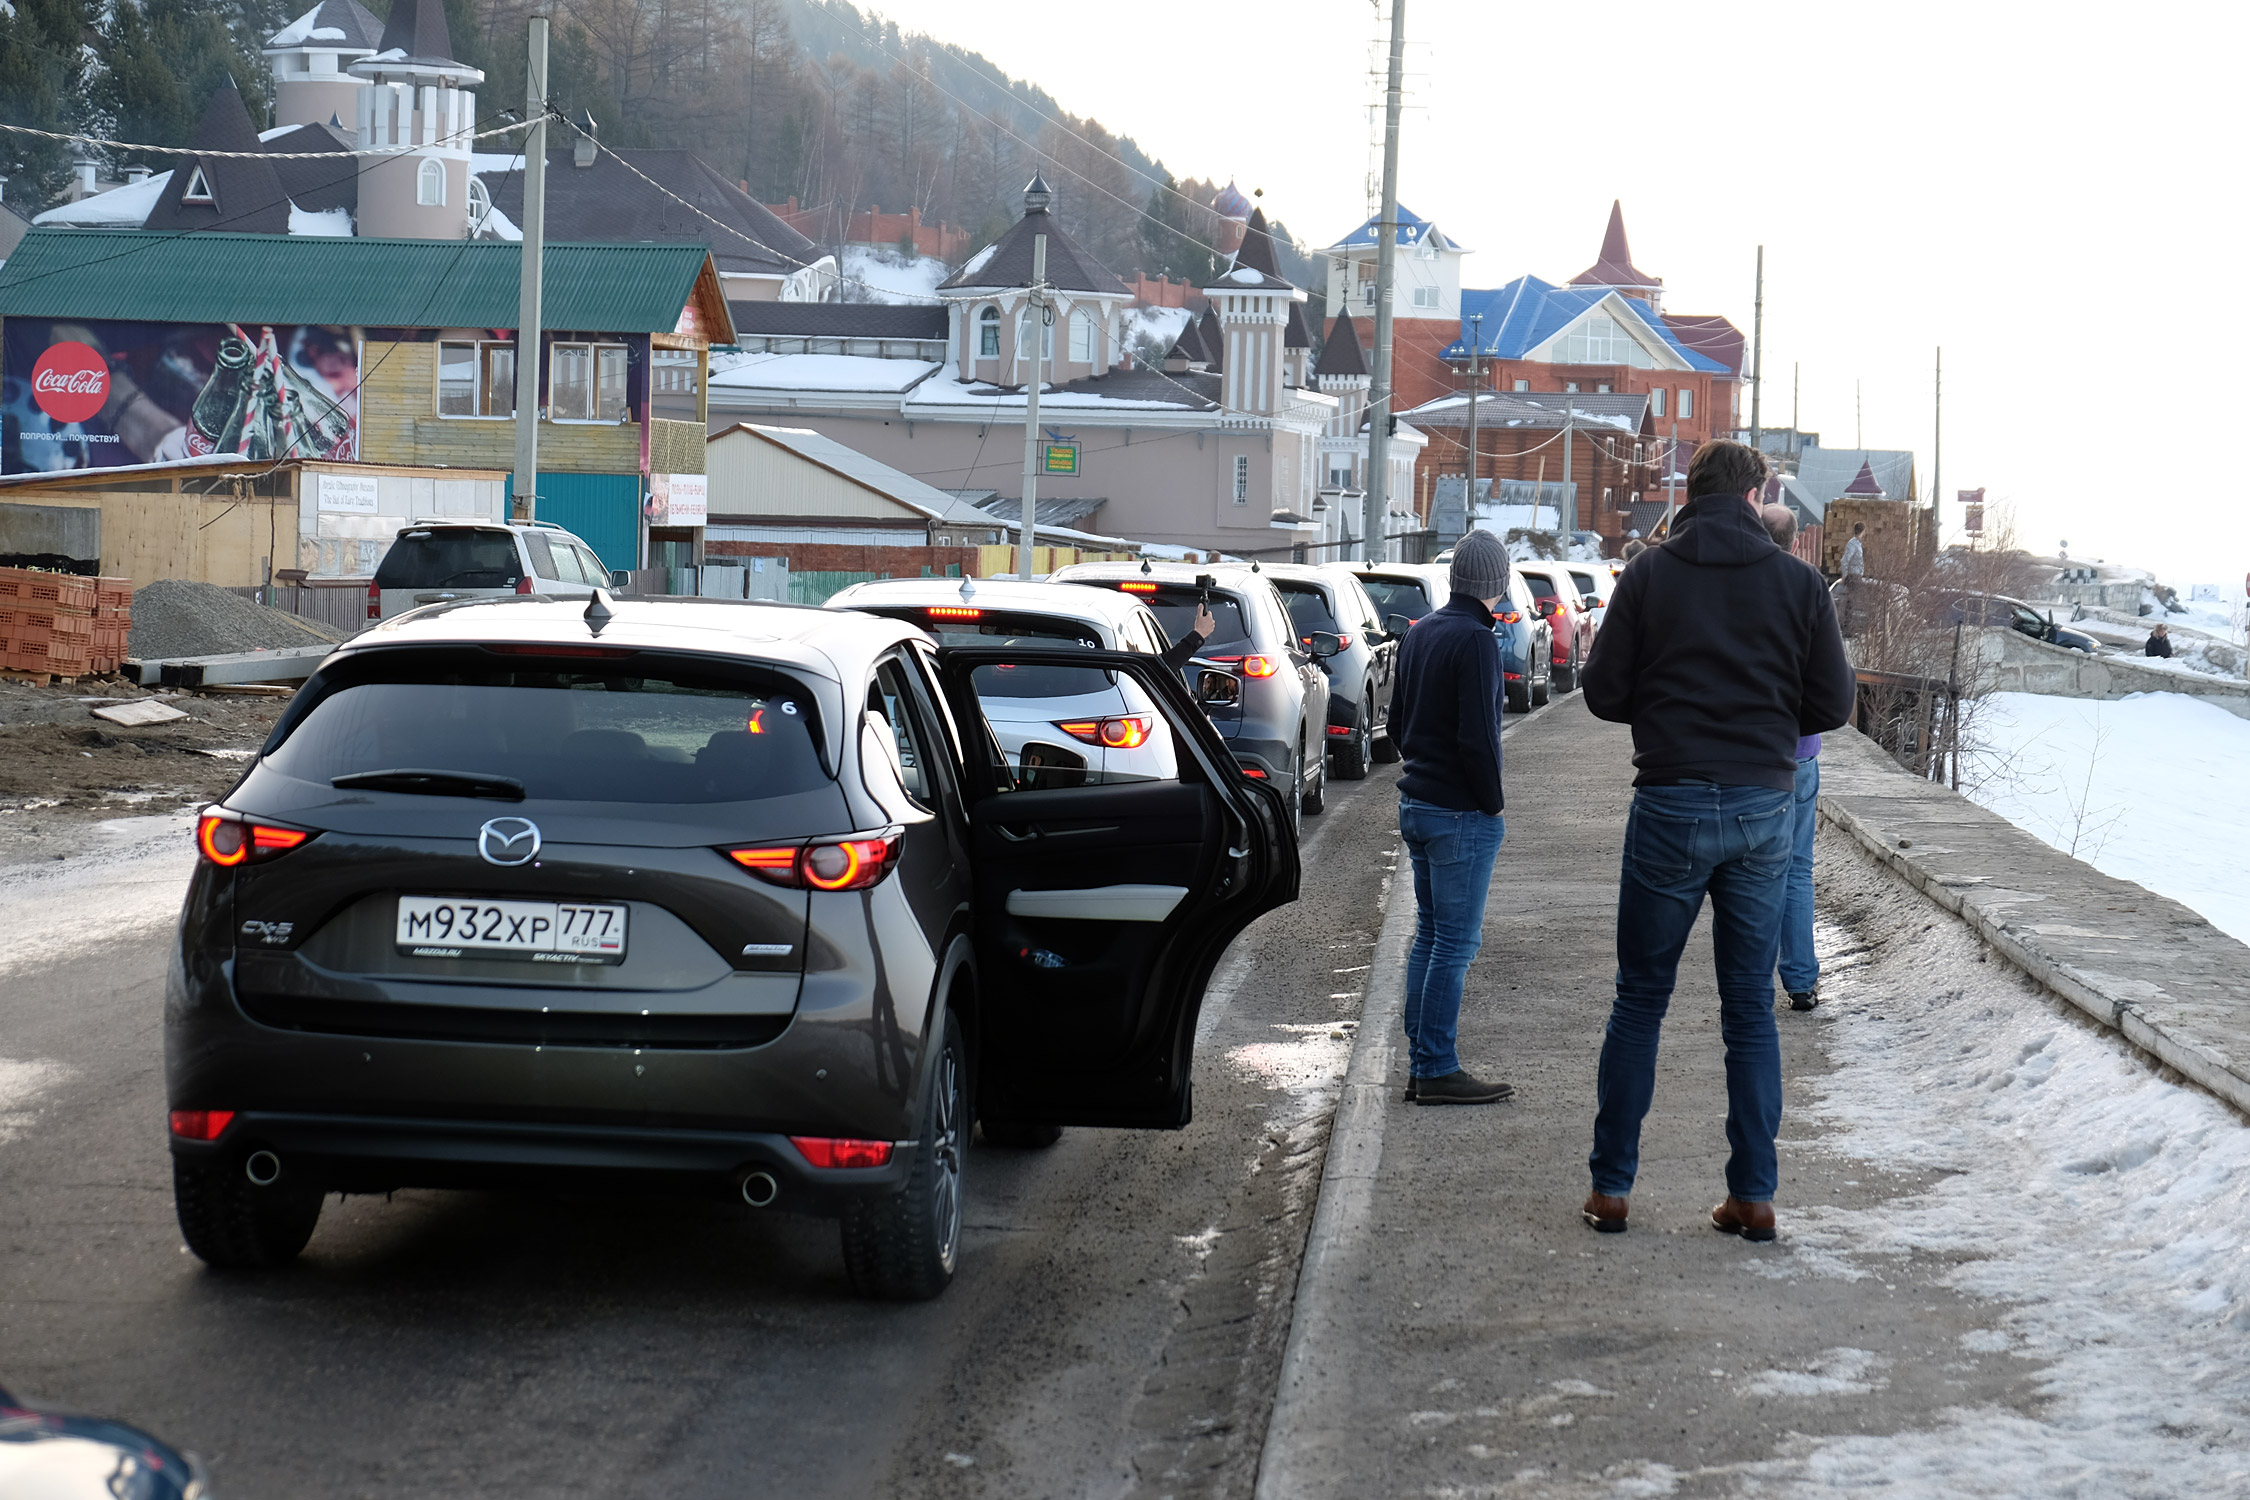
left=331, top=768, right=527, bottom=801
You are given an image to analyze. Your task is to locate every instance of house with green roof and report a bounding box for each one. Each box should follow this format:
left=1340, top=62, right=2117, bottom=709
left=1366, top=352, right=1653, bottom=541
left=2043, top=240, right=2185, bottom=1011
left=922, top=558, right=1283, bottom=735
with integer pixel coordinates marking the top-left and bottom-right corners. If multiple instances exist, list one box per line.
left=0, top=228, right=732, bottom=574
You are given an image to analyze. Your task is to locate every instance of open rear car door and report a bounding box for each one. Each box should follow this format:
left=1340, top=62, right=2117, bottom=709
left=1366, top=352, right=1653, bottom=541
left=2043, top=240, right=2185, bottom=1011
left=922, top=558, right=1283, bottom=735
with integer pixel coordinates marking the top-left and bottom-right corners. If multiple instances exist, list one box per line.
left=932, top=646, right=1299, bottom=1129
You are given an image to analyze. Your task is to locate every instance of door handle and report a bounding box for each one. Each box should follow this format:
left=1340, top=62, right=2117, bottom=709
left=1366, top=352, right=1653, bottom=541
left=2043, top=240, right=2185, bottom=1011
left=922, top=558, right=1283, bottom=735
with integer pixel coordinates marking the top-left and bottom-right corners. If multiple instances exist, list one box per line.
left=994, top=824, right=1037, bottom=842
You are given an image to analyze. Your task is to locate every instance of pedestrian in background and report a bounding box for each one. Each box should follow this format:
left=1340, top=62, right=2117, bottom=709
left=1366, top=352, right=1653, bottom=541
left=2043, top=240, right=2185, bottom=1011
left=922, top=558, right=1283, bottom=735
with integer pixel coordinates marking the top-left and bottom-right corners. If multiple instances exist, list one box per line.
left=1761, top=503, right=1825, bottom=1012
left=1577, top=441, right=1855, bottom=1242
left=1389, top=528, right=1515, bottom=1107
left=2145, top=624, right=2173, bottom=659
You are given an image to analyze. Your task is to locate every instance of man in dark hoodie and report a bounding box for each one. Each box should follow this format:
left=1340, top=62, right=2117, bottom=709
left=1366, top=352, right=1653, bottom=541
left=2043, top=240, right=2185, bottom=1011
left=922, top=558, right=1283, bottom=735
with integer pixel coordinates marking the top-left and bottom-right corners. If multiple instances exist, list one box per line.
left=1576, top=440, right=1855, bottom=1242
left=1389, top=528, right=1515, bottom=1106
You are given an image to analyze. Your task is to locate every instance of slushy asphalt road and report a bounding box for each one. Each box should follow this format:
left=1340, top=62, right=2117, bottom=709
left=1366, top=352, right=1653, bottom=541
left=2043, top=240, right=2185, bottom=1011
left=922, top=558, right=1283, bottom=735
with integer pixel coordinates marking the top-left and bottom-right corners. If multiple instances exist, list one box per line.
left=0, top=765, right=1404, bottom=1499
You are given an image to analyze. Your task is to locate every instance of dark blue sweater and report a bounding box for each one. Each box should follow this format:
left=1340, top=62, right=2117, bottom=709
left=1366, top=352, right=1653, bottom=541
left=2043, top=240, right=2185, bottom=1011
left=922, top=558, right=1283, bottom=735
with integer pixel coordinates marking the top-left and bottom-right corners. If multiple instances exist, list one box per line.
left=1391, top=592, right=1507, bottom=815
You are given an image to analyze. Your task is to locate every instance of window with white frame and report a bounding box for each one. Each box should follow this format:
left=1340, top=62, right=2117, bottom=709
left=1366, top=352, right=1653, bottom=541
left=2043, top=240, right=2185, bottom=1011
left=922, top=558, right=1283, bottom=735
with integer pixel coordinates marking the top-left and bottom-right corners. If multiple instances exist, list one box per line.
left=1553, top=311, right=1652, bottom=367
left=1232, top=454, right=1250, bottom=504
left=550, top=341, right=629, bottom=421
left=1513, top=378, right=1530, bottom=392
left=416, top=157, right=446, bottom=207
left=1328, top=457, right=1352, bottom=487
left=437, top=338, right=515, bottom=417
left=1650, top=386, right=1666, bottom=418
left=467, top=175, right=490, bottom=229
left=978, top=306, right=1000, bottom=357
left=1411, top=285, right=1440, bottom=308
left=650, top=346, right=698, bottom=421
left=1679, top=387, right=1694, bottom=419
left=1068, top=309, right=1094, bottom=363
left=1017, top=308, right=1054, bottom=362
left=180, top=166, right=212, bottom=204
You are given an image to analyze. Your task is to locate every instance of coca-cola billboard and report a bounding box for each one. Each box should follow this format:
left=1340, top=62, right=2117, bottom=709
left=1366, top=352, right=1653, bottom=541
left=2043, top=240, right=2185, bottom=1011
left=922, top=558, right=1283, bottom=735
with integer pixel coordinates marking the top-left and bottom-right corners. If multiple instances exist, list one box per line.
left=4, top=319, right=359, bottom=474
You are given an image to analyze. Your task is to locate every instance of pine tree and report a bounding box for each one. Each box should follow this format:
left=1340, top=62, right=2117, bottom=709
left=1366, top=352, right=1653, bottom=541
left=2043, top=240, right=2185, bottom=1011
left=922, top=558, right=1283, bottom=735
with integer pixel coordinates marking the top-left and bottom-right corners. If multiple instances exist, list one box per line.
left=96, top=0, right=269, bottom=170
left=0, top=0, right=97, bottom=207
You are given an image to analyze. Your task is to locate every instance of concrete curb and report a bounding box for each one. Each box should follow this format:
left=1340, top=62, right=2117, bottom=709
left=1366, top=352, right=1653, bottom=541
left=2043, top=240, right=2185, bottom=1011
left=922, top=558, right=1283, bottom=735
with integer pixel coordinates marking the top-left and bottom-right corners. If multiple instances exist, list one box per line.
left=1254, top=698, right=1556, bottom=1498
left=1816, top=730, right=2250, bottom=1119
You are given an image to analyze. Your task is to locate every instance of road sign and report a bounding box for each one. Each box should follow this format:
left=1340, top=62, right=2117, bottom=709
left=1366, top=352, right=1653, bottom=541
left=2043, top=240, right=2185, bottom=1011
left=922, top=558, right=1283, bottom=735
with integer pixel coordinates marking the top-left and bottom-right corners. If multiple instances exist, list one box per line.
left=1042, top=442, right=1079, bottom=476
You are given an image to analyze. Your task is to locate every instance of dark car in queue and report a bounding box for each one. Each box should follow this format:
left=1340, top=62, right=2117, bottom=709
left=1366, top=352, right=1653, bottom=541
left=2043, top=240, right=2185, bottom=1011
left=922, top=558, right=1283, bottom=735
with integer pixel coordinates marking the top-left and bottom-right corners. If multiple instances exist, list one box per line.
left=165, top=596, right=1297, bottom=1300
left=1353, top=561, right=1552, bottom=713
left=1052, top=561, right=1334, bottom=829
left=1261, top=562, right=1402, bottom=780
left=1934, top=590, right=2100, bottom=653
left=1515, top=564, right=1596, bottom=694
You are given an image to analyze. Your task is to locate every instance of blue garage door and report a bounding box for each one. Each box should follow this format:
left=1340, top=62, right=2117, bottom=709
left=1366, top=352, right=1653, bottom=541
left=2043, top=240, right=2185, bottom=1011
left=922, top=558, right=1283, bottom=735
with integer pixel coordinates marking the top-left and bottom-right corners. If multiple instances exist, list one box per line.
left=503, top=472, right=641, bottom=575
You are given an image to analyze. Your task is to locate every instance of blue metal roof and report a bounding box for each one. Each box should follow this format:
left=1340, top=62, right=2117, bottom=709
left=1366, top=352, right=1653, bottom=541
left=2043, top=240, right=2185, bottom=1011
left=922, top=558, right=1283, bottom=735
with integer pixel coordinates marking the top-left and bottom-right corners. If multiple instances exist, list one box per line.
left=1325, top=204, right=1438, bottom=250
left=1440, top=275, right=1727, bottom=374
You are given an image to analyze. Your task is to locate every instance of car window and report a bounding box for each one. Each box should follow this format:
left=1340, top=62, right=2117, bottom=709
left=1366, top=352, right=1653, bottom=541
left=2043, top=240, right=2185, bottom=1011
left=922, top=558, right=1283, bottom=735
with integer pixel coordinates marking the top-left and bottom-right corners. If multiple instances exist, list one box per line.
left=1136, top=587, right=1251, bottom=655
left=374, top=528, right=522, bottom=589
left=1339, top=576, right=1382, bottom=631
left=567, top=545, right=613, bottom=587
left=523, top=532, right=563, bottom=582
left=866, top=659, right=935, bottom=810
left=858, top=605, right=1104, bottom=651
left=1274, top=581, right=1340, bottom=640
left=1569, top=571, right=1597, bottom=595
left=265, top=649, right=826, bottom=805
left=1521, top=571, right=1562, bottom=602
left=1359, top=574, right=1432, bottom=622
left=963, top=656, right=1178, bottom=793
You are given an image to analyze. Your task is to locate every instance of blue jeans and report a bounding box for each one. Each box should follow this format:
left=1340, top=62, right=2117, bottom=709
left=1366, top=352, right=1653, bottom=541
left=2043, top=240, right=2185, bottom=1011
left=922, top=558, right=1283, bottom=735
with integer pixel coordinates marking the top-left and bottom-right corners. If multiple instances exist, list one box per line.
left=1589, top=783, right=1792, bottom=1202
left=1777, top=756, right=1820, bottom=994
left=1399, top=795, right=1506, bottom=1079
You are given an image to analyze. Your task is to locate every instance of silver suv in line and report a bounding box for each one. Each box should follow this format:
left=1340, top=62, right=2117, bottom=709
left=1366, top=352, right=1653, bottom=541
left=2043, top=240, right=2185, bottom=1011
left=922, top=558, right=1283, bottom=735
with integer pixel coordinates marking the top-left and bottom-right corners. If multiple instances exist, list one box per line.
left=1261, top=562, right=1403, bottom=780
left=368, top=520, right=615, bottom=624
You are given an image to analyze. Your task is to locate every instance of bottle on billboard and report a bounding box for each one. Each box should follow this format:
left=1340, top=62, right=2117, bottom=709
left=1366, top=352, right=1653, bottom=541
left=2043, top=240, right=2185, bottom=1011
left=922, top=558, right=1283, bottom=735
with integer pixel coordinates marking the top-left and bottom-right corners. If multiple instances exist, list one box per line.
left=184, top=338, right=254, bottom=457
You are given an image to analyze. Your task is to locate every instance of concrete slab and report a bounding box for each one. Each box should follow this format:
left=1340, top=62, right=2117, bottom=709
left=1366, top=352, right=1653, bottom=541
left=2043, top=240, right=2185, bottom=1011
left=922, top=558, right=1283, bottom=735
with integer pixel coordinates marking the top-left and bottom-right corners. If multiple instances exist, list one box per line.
left=1818, top=725, right=2250, bottom=1116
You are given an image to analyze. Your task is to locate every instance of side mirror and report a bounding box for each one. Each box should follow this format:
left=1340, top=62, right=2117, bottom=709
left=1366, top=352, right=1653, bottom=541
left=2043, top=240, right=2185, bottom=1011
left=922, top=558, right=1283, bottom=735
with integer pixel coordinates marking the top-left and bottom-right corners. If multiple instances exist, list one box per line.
left=1196, top=669, right=1240, bottom=706
left=1306, top=631, right=1343, bottom=659
left=1383, top=613, right=1414, bottom=638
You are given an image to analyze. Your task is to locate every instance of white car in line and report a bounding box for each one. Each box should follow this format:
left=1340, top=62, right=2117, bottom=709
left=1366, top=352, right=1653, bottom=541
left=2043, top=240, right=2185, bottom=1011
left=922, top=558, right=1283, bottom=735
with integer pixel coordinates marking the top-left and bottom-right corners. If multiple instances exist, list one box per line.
left=825, top=576, right=1183, bottom=789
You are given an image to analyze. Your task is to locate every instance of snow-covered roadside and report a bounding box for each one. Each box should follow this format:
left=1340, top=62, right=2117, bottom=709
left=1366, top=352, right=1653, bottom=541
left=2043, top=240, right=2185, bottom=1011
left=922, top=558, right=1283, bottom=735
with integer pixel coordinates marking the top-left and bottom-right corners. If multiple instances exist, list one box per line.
left=0, top=810, right=196, bottom=978
left=1959, top=691, right=2250, bottom=945
left=1731, top=901, right=2250, bottom=1496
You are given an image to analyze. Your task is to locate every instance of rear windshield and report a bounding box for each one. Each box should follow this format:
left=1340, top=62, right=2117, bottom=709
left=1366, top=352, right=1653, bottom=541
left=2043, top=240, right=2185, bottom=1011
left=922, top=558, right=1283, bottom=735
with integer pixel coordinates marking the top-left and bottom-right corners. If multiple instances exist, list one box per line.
left=1521, top=572, right=1564, bottom=601
left=1134, top=587, right=1251, bottom=655
left=1569, top=571, right=1598, bottom=595
left=860, top=605, right=1102, bottom=650
left=1272, top=581, right=1340, bottom=638
left=1358, top=575, right=1432, bottom=621
left=376, top=529, right=522, bottom=589
left=266, top=648, right=827, bottom=804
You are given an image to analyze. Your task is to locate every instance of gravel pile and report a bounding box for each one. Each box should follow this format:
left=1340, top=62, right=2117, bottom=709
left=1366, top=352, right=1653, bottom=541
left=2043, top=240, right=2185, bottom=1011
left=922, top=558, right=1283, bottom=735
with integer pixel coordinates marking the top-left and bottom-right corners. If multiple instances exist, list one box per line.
left=128, top=580, right=343, bottom=661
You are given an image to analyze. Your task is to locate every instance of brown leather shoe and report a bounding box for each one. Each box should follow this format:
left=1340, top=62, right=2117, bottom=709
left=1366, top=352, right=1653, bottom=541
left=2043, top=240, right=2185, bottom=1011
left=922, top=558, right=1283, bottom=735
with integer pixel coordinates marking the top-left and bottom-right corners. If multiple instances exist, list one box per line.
left=1582, top=1192, right=1629, bottom=1234
left=1710, top=1196, right=1776, bottom=1242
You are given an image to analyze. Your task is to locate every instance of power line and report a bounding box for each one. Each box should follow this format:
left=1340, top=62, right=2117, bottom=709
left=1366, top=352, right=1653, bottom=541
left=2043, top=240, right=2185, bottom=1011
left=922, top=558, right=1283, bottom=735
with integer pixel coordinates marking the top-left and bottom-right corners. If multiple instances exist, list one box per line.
left=0, top=115, right=531, bottom=159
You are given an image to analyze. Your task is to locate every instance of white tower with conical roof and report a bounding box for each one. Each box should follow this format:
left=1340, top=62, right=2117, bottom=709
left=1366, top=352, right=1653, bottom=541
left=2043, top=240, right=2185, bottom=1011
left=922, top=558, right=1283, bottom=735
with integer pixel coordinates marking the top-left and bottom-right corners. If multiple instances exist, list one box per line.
left=351, top=0, right=482, bottom=239
left=265, top=0, right=384, bottom=129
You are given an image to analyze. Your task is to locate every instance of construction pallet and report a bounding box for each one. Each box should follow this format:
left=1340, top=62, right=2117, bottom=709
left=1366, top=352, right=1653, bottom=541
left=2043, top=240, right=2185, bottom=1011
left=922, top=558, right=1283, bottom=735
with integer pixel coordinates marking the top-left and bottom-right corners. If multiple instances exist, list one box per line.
left=0, top=569, right=95, bottom=611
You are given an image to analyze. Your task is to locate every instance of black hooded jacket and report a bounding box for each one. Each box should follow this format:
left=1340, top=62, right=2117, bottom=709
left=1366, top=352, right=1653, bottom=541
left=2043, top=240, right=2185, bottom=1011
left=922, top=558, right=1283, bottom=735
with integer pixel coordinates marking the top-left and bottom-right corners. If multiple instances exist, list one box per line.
left=1581, top=494, right=1855, bottom=791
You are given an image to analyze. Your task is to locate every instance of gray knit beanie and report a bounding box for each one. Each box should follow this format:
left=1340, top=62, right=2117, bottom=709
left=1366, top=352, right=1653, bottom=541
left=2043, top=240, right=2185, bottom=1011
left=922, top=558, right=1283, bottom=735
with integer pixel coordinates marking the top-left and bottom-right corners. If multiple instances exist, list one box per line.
left=1449, top=528, right=1510, bottom=600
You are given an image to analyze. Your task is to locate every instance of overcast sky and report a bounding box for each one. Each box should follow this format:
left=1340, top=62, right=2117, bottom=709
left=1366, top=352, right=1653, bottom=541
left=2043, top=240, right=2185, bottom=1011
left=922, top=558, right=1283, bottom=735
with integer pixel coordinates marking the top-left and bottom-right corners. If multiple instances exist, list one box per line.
left=849, top=0, right=2246, bottom=597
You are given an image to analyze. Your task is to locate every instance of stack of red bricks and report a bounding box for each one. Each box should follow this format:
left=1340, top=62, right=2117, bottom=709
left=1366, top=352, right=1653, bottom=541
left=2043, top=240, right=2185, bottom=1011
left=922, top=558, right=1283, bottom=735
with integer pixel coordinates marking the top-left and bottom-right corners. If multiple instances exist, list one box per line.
left=0, top=569, right=130, bottom=678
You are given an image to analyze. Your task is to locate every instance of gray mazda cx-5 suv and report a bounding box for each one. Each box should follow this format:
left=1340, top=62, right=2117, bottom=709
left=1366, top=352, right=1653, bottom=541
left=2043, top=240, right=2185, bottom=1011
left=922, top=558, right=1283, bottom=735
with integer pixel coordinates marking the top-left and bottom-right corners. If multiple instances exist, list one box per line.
left=166, top=595, right=1297, bottom=1299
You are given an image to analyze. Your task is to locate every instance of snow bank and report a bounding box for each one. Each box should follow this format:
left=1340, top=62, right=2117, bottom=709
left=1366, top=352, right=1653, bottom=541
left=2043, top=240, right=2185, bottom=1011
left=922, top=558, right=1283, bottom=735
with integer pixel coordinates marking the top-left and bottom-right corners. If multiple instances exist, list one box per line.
left=1745, top=913, right=2250, bottom=1496
left=1961, top=691, right=2250, bottom=944
left=841, top=246, right=947, bottom=304
left=288, top=203, right=353, bottom=236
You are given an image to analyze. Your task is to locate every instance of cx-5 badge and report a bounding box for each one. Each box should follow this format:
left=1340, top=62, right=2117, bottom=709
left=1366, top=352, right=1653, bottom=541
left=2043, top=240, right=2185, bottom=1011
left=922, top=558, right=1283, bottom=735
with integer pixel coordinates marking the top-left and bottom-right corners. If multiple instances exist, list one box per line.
left=478, top=817, right=542, bottom=866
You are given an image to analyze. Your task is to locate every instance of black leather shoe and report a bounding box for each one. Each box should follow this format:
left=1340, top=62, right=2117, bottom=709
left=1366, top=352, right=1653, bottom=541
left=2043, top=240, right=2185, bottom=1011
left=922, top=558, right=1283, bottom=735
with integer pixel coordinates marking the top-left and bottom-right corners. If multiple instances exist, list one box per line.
left=1411, top=1070, right=1514, bottom=1106
left=1787, top=987, right=1819, bottom=1012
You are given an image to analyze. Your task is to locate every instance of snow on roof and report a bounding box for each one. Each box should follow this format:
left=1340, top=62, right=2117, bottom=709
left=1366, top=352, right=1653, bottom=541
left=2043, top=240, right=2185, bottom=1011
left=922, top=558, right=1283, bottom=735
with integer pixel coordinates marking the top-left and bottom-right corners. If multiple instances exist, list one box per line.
left=288, top=202, right=353, bottom=236
left=32, top=170, right=170, bottom=227
left=948, top=241, right=997, bottom=285
left=706, top=351, right=941, bottom=394
left=840, top=246, right=945, bottom=305
left=905, top=370, right=1202, bottom=413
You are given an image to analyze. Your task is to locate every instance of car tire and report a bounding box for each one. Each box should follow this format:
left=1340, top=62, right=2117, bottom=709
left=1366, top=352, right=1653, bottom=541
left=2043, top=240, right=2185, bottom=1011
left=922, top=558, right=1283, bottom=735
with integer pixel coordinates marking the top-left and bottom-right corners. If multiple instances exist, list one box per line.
left=1506, top=680, right=1530, bottom=714
left=1552, top=660, right=1574, bottom=694
left=842, top=1008, right=965, bottom=1301
left=981, top=1120, right=1062, bottom=1149
left=1371, top=712, right=1402, bottom=764
left=173, top=1156, right=324, bottom=1269
left=1333, top=699, right=1372, bottom=780
left=1300, top=738, right=1326, bottom=816
left=1532, top=672, right=1551, bottom=707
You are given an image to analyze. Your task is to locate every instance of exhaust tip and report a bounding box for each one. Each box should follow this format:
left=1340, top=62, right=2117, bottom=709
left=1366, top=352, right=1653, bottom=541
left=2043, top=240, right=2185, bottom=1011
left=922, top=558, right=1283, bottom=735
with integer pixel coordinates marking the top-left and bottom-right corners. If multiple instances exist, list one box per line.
left=244, top=1150, right=283, bottom=1187
left=740, top=1170, right=779, bottom=1208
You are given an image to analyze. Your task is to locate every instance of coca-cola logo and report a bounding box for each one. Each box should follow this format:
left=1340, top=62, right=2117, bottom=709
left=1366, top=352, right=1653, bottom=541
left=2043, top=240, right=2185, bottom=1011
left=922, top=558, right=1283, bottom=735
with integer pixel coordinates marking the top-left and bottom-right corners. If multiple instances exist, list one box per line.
left=30, top=342, right=110, bottom=423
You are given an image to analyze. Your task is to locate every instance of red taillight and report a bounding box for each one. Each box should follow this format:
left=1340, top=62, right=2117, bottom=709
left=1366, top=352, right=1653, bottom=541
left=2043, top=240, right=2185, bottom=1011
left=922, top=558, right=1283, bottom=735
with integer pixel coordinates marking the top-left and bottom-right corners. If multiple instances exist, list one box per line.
left=1055, top=715, right=1150, bottom=749
left=1119, top=581, right=1159, bottom=593
left=726, top=832, right=901, bottom=892
left=1241, top=767, right=1268, bottom=779
left=790, top=1136, right=894, bottom=1169
left=1496, top=610, right=1522, bottom=624
left=515, top=576, right=535, bottom=595
left=926, top=606, right=981, bottom=620
left=1300, top=634, right=1353, bottom=652
left=169, top=1109, right=235, bottom=1141
left=197, top=811, right=312, bottom=867
left=365, top=581, right=380, bottom=620
left=1241, top=655, right=1278, bottom=678
left=1326, top=725, right=1351, bottom=736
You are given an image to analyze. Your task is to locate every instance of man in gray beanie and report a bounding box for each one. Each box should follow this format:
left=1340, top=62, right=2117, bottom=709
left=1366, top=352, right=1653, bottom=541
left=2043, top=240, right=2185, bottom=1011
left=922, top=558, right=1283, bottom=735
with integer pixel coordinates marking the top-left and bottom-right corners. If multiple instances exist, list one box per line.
left=1387, top=528, right=1515, bottom=1105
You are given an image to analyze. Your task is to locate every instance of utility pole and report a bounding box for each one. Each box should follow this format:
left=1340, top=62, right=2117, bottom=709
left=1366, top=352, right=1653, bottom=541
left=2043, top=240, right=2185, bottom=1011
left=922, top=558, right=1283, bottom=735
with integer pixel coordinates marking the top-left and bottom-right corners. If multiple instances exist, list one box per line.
left=1361, top=0, right=1406, bottom=563
left=1016, top=233, right=1049, bottom=577
left=510, top=15, right=549, bottom=522
left=1933, top=345, right=1943, bottom=539
left=1463, top=311, right=1482, bottom=532
left=1749, top=245, right=1764, bottom=453
left=1792, top=360, right=1799, bottom=450
left=1561, top=394, right=1572, bottom=538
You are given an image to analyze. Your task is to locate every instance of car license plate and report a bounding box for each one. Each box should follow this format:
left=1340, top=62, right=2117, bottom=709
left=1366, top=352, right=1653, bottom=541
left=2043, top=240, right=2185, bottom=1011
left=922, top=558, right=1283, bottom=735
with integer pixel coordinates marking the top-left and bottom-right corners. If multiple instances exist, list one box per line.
left=395, top=896, right=628, bottom=963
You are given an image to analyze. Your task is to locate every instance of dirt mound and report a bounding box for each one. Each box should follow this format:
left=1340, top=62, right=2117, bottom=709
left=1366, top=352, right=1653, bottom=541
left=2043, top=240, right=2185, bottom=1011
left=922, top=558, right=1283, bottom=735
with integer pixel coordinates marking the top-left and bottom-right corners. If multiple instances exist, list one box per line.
left=128, top=580, right=342, bottom=661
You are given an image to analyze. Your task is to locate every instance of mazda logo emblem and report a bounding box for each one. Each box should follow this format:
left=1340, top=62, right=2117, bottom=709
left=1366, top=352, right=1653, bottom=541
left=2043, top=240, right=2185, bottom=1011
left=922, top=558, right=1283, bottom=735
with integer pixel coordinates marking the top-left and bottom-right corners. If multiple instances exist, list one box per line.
left=477, top=817, right=541, bottom=866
